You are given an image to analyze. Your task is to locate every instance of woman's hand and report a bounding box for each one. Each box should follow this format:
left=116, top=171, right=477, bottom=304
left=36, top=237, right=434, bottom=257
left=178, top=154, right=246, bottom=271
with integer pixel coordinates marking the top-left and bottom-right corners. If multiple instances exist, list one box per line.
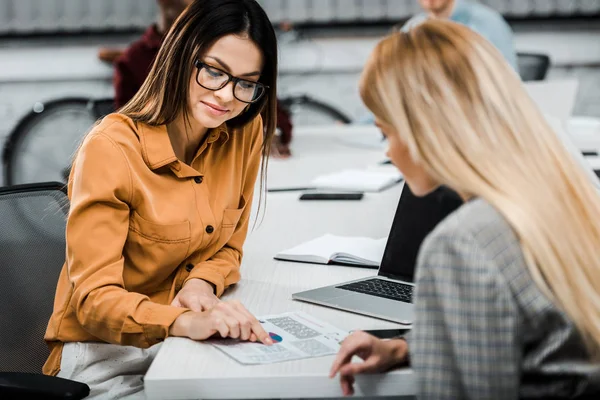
left=270, top=136, right=291, bottom=159
left=169, top=300, right=274, bottom=345
left=329, top=331, right=408, bottom=396
left=171, top=278, right=219, bottom=312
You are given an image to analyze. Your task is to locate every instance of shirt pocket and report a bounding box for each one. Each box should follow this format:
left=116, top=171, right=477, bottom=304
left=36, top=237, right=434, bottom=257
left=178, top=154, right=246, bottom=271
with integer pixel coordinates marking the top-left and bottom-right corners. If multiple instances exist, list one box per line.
left=125, top=211, right=191, bottom=292
left=129, top=211, right=191, bottom=243
left=219, top=196, right=246, bottom=245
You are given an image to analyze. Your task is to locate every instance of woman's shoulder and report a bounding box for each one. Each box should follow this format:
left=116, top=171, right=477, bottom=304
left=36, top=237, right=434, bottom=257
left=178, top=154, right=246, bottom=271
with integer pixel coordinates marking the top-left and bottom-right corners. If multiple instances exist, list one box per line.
left=418, top=198, right=529, bottom=295
left=424, top=198, right=520, bottom=258
left=435, top=198, right=507, bottom=232
left=83, top=113, right=144, bottom=151
left=89, top=113, right=138, bottom=139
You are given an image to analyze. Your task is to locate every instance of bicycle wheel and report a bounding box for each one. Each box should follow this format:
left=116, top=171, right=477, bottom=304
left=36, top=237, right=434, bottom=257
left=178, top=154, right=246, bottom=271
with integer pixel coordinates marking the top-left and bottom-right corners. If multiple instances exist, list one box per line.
left=280, top=95, right=352, bottom=126
left=91, top=97, right=116, bottom=119
left=3, top=98, right=98, bottom=186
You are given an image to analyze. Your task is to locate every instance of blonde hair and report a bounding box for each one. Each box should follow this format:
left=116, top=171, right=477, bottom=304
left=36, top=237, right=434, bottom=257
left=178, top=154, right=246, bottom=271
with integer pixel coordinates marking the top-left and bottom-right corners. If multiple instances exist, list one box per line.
left=362, top=20, right=600, bottom=358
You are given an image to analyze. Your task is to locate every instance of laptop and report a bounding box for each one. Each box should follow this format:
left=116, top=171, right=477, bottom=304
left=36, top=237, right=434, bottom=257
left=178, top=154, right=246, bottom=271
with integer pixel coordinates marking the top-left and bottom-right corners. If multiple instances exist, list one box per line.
left=524, top=78, right=578, bottom=124
left=292, top=184, right=463, bottom=324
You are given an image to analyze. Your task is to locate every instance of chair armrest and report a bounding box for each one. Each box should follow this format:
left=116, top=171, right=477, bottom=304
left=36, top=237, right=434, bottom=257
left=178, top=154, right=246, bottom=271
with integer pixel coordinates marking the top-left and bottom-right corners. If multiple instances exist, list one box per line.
left=0, top=372, right=89, bottom=399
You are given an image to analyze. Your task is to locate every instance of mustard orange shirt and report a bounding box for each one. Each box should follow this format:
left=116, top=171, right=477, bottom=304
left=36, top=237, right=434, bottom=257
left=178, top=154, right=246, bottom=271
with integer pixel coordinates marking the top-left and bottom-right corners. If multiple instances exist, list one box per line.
left=43, top=113, right=263, bottom=375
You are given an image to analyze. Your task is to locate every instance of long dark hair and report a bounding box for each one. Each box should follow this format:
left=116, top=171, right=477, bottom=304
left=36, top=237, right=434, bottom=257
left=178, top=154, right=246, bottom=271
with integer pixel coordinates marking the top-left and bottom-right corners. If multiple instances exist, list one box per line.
left=120, top=0, right=277, bottom=191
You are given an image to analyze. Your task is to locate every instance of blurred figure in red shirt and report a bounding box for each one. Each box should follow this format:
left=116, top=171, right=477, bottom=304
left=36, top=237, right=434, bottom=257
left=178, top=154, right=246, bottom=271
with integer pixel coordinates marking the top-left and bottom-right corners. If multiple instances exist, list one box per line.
left=108, top=0, right=293, bottom=157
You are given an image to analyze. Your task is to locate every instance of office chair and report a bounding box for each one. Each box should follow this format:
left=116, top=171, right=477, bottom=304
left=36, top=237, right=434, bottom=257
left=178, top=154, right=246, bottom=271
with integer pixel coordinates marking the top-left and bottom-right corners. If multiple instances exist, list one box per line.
left=517, top=52, right=551, bottom=81
left=0, top=182, right=89, bottom=399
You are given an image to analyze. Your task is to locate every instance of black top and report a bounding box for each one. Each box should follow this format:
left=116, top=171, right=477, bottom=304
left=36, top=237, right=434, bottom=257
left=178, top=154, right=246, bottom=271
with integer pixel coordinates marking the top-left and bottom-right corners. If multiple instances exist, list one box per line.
left=379, top=184, right=463, bottom=281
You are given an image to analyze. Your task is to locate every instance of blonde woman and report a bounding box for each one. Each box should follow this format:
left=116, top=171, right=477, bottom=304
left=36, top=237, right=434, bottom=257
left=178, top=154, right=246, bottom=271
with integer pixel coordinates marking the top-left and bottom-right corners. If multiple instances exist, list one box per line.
left=330, top=20, right=600, bottom=399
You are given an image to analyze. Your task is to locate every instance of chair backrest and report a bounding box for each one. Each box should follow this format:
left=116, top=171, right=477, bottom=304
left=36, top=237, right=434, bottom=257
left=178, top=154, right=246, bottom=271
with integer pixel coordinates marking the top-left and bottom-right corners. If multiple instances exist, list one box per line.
left=517, top=52, right=551, bottom=81
left=0, top=182, right=69, bottom=373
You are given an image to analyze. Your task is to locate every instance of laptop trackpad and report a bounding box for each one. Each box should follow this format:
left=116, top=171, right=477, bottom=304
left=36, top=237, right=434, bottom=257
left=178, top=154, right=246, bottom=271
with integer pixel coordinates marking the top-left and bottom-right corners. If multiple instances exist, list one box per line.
left=329, top=290, right=413, bottom=323
left=293, top=287, right=413, bottom=323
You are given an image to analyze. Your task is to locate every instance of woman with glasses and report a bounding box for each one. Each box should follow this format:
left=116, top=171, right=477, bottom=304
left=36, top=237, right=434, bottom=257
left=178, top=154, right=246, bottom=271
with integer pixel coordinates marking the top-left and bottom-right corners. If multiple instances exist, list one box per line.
left=330, top=20, right=600, bottom=399
left=43, top=1, right=277, bottom=397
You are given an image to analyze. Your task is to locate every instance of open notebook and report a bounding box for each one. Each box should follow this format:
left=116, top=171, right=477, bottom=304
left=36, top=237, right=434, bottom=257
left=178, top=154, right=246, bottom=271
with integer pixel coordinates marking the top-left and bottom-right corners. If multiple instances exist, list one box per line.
left=274, top=234, right=387, bottom=268
left=310, top=169, right=402, bottom=193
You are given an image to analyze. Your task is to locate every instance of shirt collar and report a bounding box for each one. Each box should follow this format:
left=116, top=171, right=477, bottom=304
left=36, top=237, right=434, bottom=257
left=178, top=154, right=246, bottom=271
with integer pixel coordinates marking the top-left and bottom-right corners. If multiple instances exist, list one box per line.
left=207, top=123, right=230, bottom=145
left=138, top=122, right=230, bottom=171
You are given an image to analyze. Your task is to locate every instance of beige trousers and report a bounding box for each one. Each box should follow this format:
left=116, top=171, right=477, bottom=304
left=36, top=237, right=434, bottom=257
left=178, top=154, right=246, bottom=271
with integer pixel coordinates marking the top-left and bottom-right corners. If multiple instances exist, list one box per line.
left=57, top=342, right=162, bottom=400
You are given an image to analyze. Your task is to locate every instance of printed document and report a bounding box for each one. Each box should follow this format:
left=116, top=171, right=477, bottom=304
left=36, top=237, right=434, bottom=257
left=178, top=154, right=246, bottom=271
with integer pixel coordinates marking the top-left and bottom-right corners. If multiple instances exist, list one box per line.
left=209, top=311, right=349, bottom=365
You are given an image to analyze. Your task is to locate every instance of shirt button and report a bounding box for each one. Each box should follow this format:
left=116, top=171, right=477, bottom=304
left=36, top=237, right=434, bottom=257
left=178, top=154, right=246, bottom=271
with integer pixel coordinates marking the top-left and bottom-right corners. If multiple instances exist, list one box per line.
left=205, top=225, right=214, bottom=234
left=194, top=176, right=203, bottom=184
left=185, top=263, right=194, bottom=272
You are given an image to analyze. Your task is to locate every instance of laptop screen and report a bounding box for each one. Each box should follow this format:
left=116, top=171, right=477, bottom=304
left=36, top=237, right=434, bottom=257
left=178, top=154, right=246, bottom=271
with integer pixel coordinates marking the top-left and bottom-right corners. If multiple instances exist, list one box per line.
left=378, top=184, right=463, bottom=282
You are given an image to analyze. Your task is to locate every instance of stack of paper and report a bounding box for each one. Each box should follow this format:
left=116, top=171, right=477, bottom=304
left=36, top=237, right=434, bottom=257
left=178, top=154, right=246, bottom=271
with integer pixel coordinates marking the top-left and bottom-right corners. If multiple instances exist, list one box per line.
left=274, top=233, right=387, bottom=268
left=310, top=168, right=402, bottom=192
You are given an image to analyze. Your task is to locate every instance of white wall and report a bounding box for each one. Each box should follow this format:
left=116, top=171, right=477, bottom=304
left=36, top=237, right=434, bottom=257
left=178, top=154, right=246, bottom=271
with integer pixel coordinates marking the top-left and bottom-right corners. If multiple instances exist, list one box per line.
left=1, top=0, right=599, bottom=35
left=1, top=22, right=600, bottom=185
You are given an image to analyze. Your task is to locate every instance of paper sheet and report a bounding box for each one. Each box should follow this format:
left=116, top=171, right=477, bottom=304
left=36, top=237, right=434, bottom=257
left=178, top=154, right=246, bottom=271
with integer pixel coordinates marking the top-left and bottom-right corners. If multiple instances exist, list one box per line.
left=310, top=168, right=402, bottom=192
left=209, top=311, right=349, bottom=365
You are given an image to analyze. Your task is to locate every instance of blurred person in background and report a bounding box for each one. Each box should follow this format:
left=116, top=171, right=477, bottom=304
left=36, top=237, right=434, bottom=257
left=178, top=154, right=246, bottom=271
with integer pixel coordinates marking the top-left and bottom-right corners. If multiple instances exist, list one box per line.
left=330, top=20, right=600, bottom=399
left=44, top=1, right=278, bottom=397
left=112, top=0, right=193, bottom=109
left=103, top=0, right=293, bottom=158
left=408, top=0, right=517, bottom=69
left=359, top=0, right=517, bottom=124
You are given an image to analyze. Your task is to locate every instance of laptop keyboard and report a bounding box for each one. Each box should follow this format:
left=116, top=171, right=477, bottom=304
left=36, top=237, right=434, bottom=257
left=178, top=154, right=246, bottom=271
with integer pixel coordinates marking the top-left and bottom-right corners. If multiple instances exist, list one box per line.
left=337, top=278, right=414, bottom=303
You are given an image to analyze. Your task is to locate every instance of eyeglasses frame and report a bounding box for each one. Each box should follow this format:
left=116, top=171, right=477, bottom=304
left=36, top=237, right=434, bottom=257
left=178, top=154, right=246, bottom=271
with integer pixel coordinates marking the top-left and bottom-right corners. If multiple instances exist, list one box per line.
left=193, top=60, right=268, bottom=104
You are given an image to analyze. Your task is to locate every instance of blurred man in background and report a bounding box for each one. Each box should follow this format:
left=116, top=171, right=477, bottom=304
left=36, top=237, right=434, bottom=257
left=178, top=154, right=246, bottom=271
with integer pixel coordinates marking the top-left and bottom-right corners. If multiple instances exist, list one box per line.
left=112, top=0, right=193, bottom=109
left=359, top=0, right=517, bottom=124
left=104, top=0, right=293, bottom=157
left=407, top=0, right=517, bottom=69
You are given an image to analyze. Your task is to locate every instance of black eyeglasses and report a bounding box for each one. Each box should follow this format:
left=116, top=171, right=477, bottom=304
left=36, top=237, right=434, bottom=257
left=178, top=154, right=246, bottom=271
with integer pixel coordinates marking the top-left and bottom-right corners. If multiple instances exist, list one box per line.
left=194, top=60, right=268, bottom=104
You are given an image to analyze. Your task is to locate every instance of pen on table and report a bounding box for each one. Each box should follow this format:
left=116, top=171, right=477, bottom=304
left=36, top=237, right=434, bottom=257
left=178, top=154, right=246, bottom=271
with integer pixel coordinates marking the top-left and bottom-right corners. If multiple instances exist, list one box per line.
left=267, top=187, right=315, bottom=193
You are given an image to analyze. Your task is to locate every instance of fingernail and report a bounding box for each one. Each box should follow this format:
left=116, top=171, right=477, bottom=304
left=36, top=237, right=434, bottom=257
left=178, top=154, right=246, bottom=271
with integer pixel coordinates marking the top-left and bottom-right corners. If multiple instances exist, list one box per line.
left=265, top=338, right=274, bottom=345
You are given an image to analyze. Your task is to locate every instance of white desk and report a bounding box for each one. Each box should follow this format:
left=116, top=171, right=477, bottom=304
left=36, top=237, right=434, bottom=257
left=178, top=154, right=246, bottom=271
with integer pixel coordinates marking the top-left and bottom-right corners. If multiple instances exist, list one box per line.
left=144, top=127, right=415, bottom=400
left=266, top=125, right=387, bottom=191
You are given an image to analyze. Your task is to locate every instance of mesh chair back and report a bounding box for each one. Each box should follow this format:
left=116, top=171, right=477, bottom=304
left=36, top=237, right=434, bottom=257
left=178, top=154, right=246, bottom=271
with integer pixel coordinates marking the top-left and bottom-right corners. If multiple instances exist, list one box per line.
left=517, top=52, right=551, bottom=81
left=0, top=182, right=69, bottom=373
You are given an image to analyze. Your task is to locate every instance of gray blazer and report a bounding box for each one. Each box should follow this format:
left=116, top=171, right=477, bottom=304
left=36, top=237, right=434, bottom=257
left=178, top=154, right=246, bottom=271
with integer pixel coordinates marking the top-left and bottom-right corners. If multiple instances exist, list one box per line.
left=410, top=198, right=600, bottom=399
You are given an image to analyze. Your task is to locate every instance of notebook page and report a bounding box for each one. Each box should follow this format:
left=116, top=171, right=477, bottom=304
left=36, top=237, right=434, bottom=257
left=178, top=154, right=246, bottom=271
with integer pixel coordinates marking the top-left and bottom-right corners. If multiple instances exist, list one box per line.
left=275, top=234, right=344, bottom=263
left=310, top=169, right=402, bottom=192
left=333, top=237, right=387, bottom=265
left=276, top=234, right=386, bottom=265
